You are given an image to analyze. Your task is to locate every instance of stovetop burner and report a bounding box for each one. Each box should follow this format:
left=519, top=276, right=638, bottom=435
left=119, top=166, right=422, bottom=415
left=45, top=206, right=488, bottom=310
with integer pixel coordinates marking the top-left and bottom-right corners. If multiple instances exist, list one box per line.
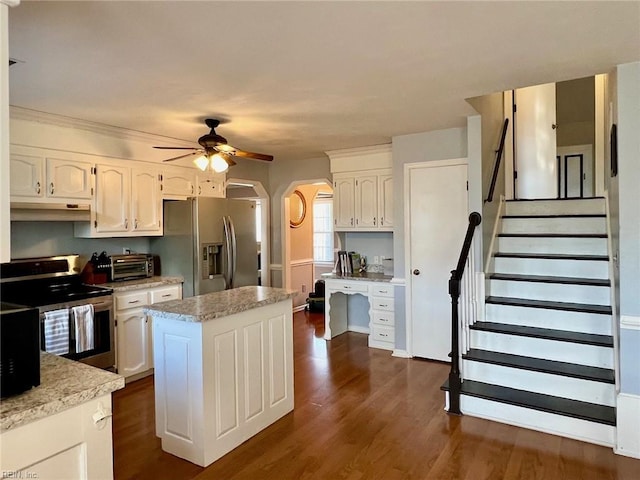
left=1, top=254, right=113, bottom=308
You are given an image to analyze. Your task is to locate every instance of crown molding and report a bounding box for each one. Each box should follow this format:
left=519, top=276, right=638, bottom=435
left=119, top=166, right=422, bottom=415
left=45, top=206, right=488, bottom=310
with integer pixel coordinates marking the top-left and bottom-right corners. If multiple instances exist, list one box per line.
left=1, top=0, right=20, bottom=7
left=325, top=143, right=391, bottom=160
left=10, top=106, right=195, bottom=147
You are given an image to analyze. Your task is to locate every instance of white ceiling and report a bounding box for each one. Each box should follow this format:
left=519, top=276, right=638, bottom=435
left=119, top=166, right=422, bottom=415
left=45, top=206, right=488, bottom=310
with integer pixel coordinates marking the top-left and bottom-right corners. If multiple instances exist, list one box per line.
left=8, top=1, right=640, bottom=163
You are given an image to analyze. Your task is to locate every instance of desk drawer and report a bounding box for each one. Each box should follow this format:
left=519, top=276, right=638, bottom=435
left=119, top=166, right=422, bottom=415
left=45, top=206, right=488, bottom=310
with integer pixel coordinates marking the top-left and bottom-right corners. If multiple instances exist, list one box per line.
left=371, top=285, right=393, bottom=297
left=372, top=311, right=395, bottom=327
left=371, top=325, right=395, bottom=344
left=115, top=291, right=148, bottom=311
left=371, top=297, right=394, bottom=312
left=329, top=282, right=368, bottom=293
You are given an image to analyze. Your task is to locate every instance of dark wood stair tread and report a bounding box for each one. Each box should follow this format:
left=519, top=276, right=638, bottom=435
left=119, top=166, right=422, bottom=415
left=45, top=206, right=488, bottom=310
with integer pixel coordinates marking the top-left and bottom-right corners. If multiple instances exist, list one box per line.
left=470, top=322, right=613, bottom=347
left=486, top=296, right=612, bottom=315
left=505, top=197, right=605, bottom=202
left=494, top=252, right=608, bottom=261
left=489, top=273, right=610, bottom=287
left=440, top=379, right=615, bottom=426
left=498, top=233, right=607, bottom=238
left=463, top=349, right=614, bottom=383
left=502, top=214, right=605, bottom=219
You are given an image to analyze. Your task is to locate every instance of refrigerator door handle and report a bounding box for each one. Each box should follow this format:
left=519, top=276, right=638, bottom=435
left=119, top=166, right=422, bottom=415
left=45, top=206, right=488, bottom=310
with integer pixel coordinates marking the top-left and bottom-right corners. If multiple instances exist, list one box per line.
left=227, top=215, right=238, bottom=289
left=222, top=216, right=231, bottom=290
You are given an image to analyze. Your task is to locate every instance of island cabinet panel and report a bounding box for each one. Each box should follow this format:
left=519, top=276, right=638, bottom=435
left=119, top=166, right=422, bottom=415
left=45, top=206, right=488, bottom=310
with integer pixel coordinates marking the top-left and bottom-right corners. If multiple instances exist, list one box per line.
left=1, top=394, right=115, bottom=480
left=152, top=299, right=293, bottom=467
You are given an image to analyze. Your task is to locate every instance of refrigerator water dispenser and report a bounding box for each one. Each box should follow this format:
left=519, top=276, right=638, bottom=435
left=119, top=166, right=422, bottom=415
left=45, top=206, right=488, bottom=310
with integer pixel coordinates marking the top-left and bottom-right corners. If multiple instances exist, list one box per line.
left=202, top=243, right=223, bottom=279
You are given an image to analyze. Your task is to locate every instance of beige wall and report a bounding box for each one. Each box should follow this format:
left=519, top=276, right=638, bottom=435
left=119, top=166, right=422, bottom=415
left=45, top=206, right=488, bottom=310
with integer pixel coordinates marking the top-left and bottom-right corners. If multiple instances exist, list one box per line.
left=556, top=76, right=595, bottom=147
left=289, top=184, right=320, bottom=261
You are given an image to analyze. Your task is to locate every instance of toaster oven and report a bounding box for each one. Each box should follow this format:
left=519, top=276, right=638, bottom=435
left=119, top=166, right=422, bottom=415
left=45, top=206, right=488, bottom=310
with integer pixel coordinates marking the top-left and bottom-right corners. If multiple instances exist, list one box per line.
left=110, top=254, right=154, bottom=281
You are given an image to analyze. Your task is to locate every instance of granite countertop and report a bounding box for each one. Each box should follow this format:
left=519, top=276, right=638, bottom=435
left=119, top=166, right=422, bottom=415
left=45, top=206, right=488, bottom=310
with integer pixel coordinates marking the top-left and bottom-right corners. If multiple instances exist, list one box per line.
left=322, top=272, right=393, bottom=283
left=144, top=286, right=296, bottom=323
left=1, top=353, right=124, bottom=432
left=102, top=275, right=184, bottom=292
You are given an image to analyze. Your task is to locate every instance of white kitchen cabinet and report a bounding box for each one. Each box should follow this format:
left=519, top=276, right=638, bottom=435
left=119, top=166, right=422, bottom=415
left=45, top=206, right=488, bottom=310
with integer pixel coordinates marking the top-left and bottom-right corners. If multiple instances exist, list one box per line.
left=10, top=154, right=94, bottom=202
left=115, top=284, right=182, bottom=380
left=132, top=167, right=162, bottom=232
left=47, top=157, right=94, bottom=200
left=355, top=175, right=378, bottom=229
left=162, top=165, right=196, bottom=198
left=332, top=169, right=392, bottom=232
left=94, top=164, right=130, bottom=234
left=10, top=154, right=44, bottom=198
left=368, top=284, right=395, bottom=350
left=333, top=176, right=355, bottom=229
left=378, top=174, right=394, bottom=228
left=76, top=162, right=162, bottom=237
left=1, top=394, right=116, bottom=480
left=197, top=172, right=225, bottom=198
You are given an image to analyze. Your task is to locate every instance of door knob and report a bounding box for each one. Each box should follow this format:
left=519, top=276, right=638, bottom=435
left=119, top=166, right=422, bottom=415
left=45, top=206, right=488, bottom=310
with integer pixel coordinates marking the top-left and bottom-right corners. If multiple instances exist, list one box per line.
left=413, top=269, right=420, bottom=275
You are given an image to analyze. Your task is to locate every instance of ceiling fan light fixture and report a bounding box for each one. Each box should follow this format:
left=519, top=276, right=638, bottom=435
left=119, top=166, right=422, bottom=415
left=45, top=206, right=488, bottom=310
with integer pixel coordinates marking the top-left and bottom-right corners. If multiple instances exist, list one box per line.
left=194, top=155, right=209, bottom=171
left=211, top=153, right=230, bottom=173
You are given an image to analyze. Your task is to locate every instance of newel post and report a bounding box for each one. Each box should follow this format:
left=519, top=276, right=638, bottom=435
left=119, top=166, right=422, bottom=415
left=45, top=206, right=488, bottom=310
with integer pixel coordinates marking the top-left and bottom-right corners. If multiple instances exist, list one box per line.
left=448, top=269, right=462, bottom=415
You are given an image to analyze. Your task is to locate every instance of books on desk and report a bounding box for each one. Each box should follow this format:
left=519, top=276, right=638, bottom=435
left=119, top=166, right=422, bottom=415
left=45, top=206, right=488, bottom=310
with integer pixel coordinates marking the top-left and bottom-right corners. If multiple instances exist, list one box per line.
left=335, top=251, right=362, bottom=275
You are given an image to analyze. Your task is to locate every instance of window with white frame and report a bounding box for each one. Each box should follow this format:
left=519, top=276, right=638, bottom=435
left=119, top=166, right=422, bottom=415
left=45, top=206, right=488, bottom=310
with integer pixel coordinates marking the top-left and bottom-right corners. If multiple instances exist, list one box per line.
left=313, top=197, right=333, bottom=263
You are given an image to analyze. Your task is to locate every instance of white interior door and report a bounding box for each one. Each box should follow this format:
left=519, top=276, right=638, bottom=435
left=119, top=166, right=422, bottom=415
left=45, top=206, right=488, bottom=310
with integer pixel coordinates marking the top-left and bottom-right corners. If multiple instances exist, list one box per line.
left=514, top=83, right=558, bottom=199
left=408, top=160, right=468, bottom=361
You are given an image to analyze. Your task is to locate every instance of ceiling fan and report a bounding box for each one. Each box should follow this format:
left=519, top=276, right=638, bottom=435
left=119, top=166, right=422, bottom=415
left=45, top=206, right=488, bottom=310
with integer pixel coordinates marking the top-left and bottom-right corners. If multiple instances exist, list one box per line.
left=154, top=119, right=273, bottom=173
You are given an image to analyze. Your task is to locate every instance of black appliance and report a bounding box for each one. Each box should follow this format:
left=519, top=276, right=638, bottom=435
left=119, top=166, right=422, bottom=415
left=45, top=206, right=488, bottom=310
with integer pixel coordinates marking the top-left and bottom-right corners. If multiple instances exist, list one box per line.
left=0, top=255, right=115, bottom=371
left=0, top=302, right=40, bottom=397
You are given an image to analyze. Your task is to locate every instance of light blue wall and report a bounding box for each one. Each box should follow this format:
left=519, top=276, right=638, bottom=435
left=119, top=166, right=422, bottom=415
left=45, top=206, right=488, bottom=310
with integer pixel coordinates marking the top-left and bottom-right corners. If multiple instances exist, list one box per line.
left=342, top=231, right=393, bottom=268
left=391, top=126, right=468, bottom=351
left=620, top=329, right=640, bottom=394
left=10, top=221, right=151, bottom=261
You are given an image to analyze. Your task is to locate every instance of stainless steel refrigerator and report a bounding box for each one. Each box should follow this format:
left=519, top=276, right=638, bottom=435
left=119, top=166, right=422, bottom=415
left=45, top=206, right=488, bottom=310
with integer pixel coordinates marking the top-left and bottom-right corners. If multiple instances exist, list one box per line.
left=150, top=198, right=258, bottom=297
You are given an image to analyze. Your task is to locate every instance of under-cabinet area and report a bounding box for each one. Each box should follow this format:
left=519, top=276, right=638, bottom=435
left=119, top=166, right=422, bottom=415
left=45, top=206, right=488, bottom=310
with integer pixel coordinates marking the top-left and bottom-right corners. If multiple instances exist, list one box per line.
left=107, top=278, right=183, bottom=381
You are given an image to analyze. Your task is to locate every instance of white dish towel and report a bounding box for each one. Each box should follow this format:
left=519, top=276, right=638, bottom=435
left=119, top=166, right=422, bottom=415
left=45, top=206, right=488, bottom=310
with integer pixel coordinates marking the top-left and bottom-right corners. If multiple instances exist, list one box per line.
left=43, top=308, right=70, bottom=355
left=72, top=304, right=95, bottom=353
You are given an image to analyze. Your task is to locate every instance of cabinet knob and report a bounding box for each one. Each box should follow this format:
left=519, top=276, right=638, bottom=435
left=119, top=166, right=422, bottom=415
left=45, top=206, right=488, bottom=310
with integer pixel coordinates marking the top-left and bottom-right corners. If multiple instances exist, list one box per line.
left=134, top=219, right=138, bottom=229
left=36, top=181, right=41, bottom=194
left=125, top=218, right=129, bottom=229
left=413, top=269, right=420, bottom=275
left=50, top=182, right=54, bottom=195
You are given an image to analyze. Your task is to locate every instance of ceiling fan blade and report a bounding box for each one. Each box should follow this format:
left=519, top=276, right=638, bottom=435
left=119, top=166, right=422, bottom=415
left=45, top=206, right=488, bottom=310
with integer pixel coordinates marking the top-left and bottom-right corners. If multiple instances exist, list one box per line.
left=153, top=146, right=199, bottom=150
left=232, top=149, right=274, bottom=161
left=162, top=151, right=203, bottom=162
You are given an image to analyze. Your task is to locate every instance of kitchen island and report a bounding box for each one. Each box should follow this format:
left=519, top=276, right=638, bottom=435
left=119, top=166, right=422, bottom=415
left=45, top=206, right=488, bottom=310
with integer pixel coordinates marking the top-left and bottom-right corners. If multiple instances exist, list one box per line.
left=144, top=286, right=296, bottom=467
left=1, top=353, right=124, bottom=479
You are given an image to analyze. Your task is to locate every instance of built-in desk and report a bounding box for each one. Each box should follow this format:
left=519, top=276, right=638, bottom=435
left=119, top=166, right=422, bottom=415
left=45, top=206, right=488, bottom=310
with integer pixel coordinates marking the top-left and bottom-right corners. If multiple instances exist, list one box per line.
left=323, top=273, right=395, bottom=350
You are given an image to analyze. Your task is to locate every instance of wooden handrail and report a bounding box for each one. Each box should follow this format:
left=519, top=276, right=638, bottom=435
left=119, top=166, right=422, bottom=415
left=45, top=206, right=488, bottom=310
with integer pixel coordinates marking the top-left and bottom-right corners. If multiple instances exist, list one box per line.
left=447, top=211, right=481, bottom=415
left=485, top=118, right=509, bottom=203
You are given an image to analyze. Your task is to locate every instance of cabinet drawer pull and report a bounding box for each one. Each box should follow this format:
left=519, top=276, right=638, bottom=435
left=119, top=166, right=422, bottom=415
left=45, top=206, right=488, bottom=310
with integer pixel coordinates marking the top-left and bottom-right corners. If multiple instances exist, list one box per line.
left=134, top=219, right=138, bottom=229
left=128, top=300, right=140, bottom=304
left=50, top=182, right=54, bottom=195
left=381, top=217, right=384, bottom=226
left=162, top=294, right=172, bottom=298
left=36, top=181, right=41, bottom=194
left=378, top=304, right=388, bottom=307
left=343, top=285, right=351, bottom=289
left=125, top=218, right=129, bottom=229
left=380, top=333, right=388, bottom=337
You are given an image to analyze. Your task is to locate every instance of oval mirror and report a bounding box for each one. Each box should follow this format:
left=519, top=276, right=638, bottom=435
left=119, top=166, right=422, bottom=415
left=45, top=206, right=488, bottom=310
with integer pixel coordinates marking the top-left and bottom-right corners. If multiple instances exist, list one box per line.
left=289, top=190, right=306, bottom=228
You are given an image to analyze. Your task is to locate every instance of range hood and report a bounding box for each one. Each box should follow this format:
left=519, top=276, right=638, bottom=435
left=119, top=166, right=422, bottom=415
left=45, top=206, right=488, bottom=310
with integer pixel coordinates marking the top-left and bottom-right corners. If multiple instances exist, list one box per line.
left=10, top=202, right=91, bottom=222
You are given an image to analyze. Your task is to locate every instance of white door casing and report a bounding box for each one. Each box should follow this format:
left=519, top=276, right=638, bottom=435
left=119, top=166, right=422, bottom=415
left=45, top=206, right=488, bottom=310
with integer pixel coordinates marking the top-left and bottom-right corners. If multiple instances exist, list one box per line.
left=557, top=145, right=594, bottom=198
left=406, top=159, right=468, bottom=361
left=514, top=83, right=558, bottom=199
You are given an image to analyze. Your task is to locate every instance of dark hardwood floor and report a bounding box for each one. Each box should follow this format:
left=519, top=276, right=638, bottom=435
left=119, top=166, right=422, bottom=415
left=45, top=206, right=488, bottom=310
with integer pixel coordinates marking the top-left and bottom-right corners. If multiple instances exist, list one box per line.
left=113, top=310, right=639, bottom=479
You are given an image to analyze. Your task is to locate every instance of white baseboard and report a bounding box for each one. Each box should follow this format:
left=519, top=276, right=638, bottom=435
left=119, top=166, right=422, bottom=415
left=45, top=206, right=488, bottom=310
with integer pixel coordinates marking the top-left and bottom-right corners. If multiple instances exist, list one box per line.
left=615, top=392, right=640, bottom=458
left=348, top=325, right=370, bottom=335
left=392, top=349, right=412, bottom=358
left=293, top=305, right=307, bottom=313
left=621, top=315, right=640, bottom=330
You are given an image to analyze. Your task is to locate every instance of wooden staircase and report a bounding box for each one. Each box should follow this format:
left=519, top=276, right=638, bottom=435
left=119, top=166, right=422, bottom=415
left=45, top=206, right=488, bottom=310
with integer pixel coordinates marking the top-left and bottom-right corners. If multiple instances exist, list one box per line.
left=443, top=197, right=616, bottom=446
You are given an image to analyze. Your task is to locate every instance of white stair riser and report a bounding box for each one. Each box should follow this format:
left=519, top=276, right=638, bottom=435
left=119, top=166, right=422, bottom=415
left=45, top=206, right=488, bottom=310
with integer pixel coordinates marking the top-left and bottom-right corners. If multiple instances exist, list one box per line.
left=463, top=360, right=615, bottom=406
left=485, top=303, right=612, bottom=335
left=470, top=330, right=613, bottom=368
left=497, top=236, right=607, bottom=255
left=494, top=257, right=609, bottom=279
left=459, top=395, right=615, bottom=447
left=489, top=280, right=611, bottom=306
left=505, top=199, right=605, bottom=216
left=502, top=217, right=606, bottom=234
